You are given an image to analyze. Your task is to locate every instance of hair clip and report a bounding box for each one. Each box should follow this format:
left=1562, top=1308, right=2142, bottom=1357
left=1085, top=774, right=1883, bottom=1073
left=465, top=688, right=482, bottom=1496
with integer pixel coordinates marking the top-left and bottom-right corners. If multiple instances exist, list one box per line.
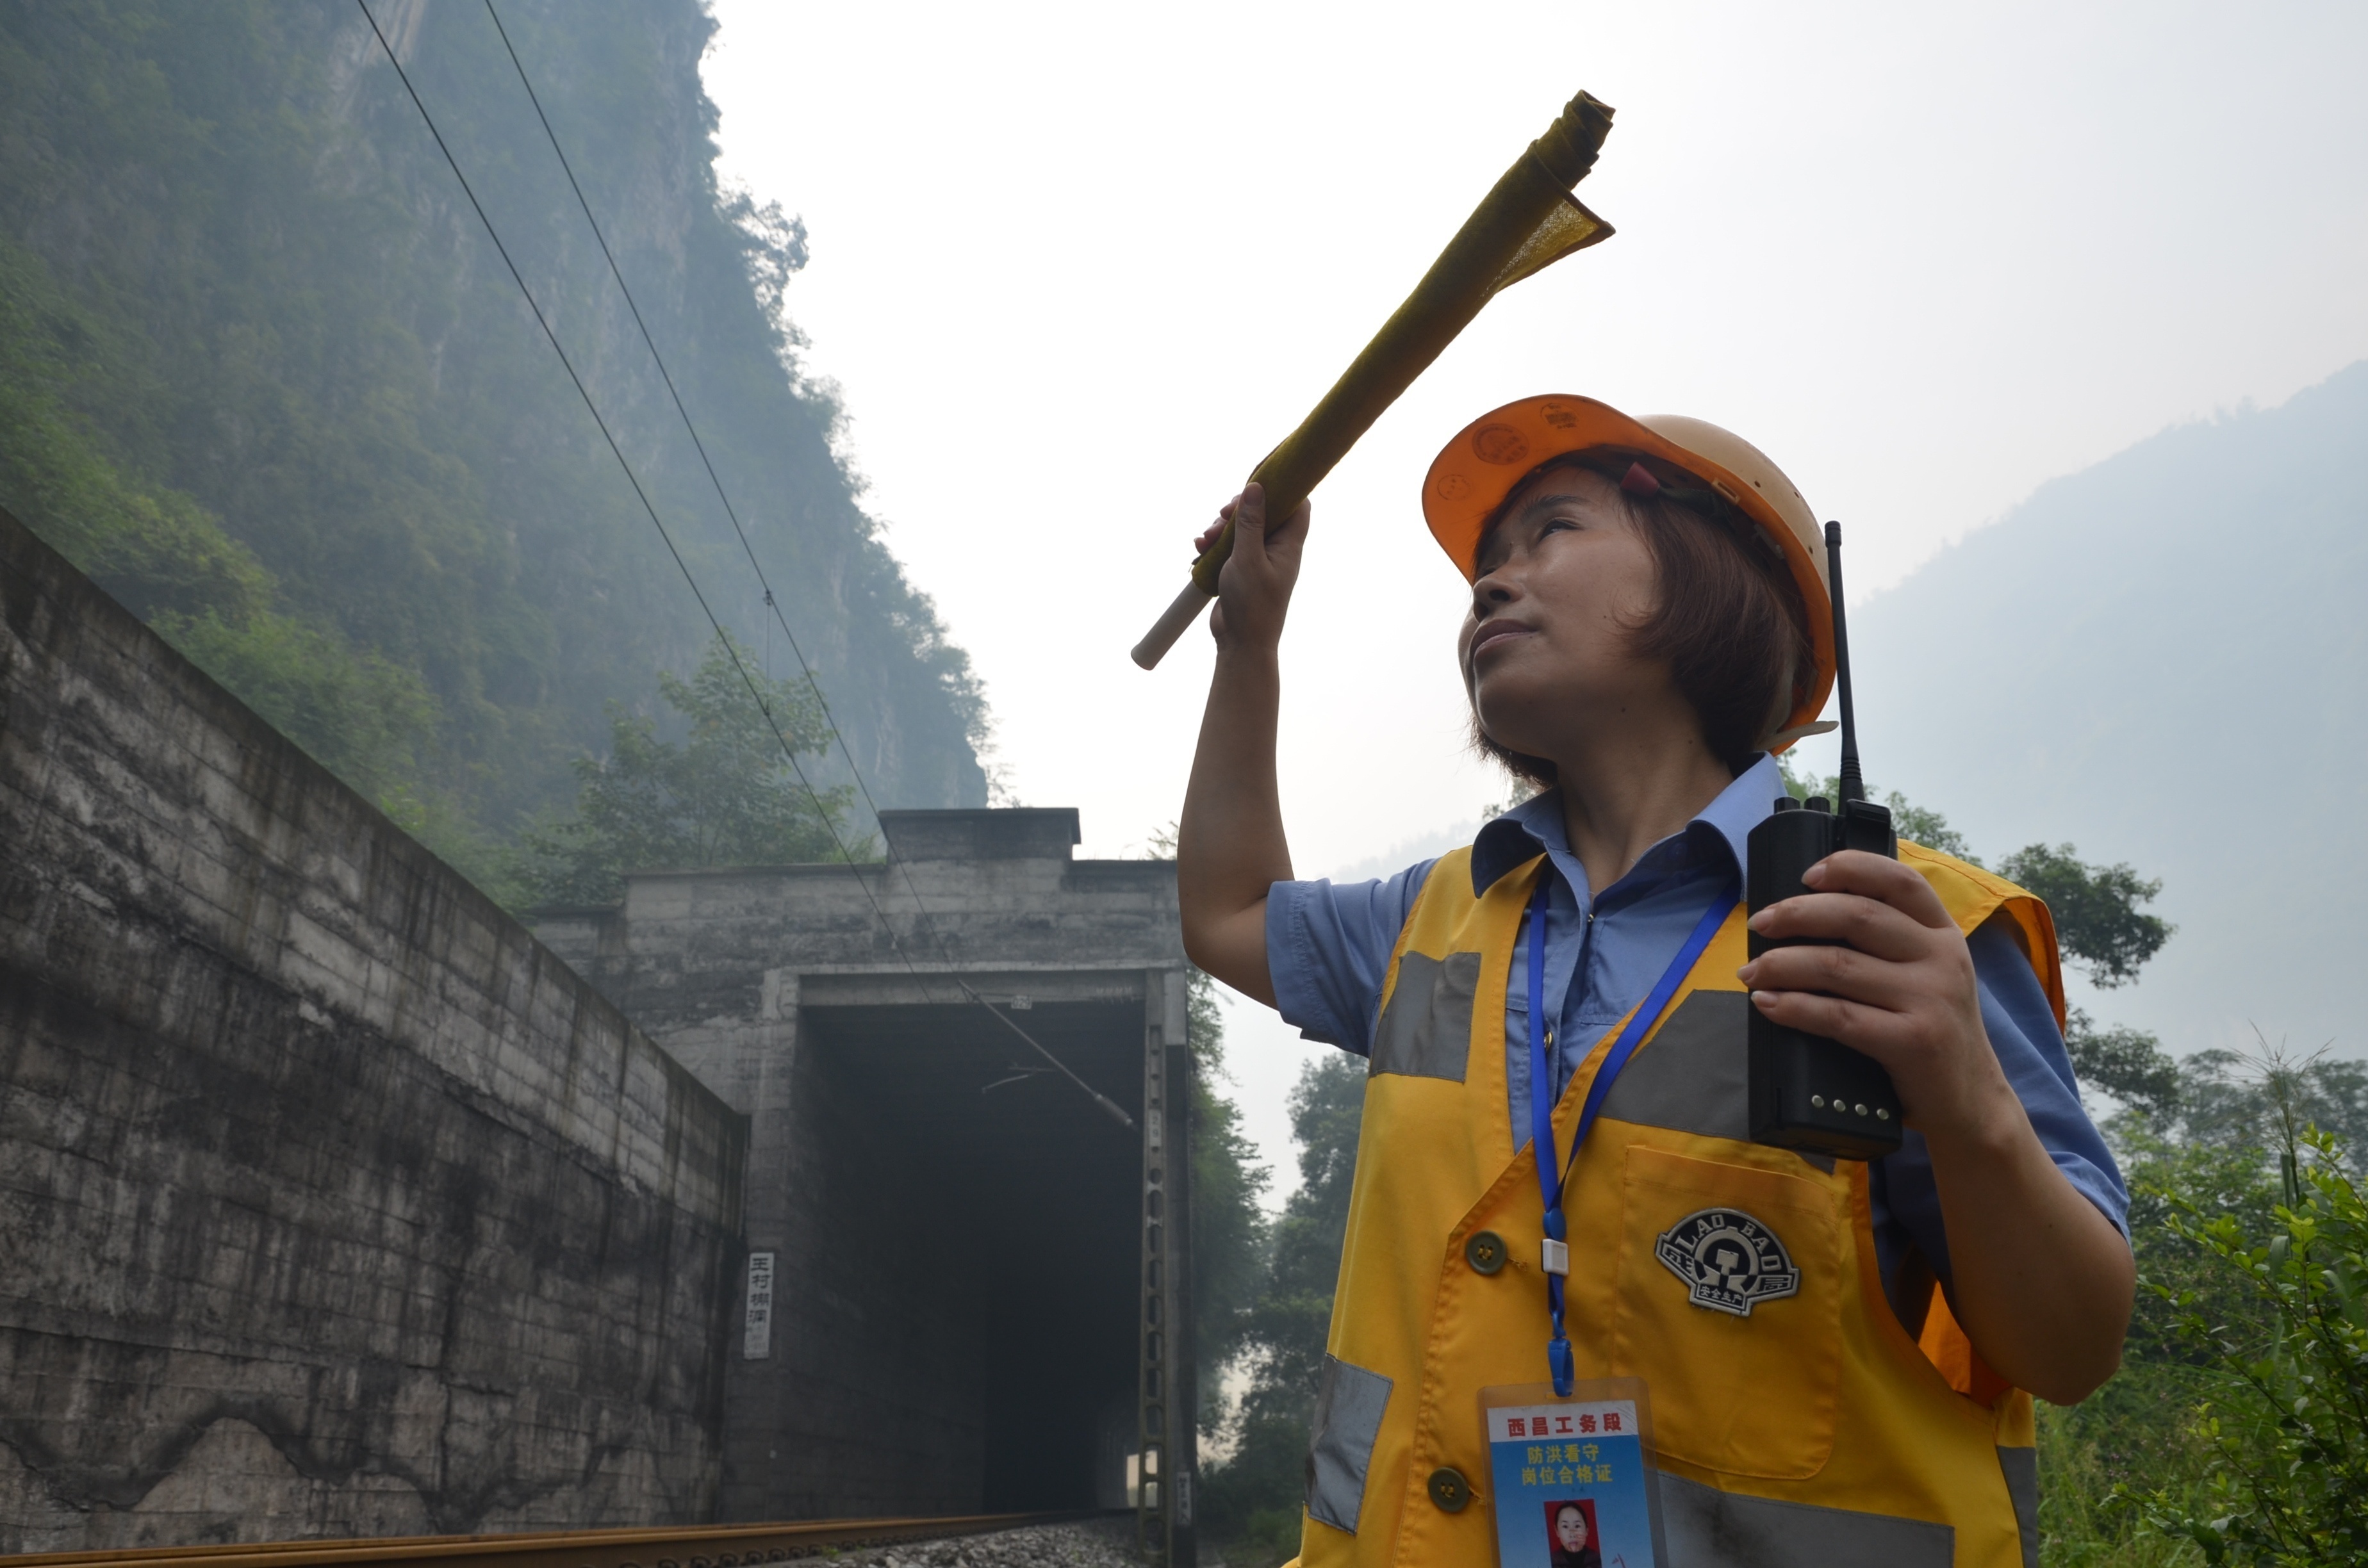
left=1619, top=461, right=1663, bottom=498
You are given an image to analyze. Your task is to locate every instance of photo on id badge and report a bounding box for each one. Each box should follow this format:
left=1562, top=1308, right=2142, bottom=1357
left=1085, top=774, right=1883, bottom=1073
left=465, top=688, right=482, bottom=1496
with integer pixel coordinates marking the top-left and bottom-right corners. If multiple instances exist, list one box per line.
left=1481, top=1380, right=1663, bottom=1568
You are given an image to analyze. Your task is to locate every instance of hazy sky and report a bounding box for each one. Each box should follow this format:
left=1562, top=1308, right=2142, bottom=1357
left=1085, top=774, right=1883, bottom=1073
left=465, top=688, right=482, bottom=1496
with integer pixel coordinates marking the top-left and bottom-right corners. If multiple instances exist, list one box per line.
left=702, top=0, right=2368, bottom=1200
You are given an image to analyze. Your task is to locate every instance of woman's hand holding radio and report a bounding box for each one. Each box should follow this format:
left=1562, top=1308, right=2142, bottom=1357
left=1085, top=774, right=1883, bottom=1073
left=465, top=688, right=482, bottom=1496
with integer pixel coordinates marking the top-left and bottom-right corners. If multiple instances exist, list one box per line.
left=1738, top=850, right=2010, bottom=1143
left=1739, top=852, right=2134, bottom=1404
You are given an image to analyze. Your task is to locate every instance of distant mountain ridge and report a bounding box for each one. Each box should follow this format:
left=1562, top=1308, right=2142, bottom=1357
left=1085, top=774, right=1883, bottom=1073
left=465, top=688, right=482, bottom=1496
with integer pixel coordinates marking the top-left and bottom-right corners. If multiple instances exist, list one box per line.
left=1850, top=360, right=2368, bottom=1059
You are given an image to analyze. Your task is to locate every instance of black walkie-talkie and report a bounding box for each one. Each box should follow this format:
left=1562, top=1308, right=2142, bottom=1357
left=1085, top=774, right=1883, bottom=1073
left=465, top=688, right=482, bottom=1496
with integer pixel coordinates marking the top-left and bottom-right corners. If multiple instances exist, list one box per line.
left=1746, top=521, right=1905, bottom=1161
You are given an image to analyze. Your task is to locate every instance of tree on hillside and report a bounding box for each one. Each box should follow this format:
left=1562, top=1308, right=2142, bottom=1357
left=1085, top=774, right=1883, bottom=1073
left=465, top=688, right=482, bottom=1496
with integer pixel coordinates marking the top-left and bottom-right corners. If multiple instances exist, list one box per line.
left=1201, top=1052, right=1366, bottom=1565
left=1995, top=844, right=2174, bottom=990
left=2059, top=1009, right=2186, bottom=1122
left=517, top=632, right=860, bottom=905
left=1778, top=760, right=2187, bottom=1115
left=1140, top=825, right=1278, bottom=1436
left=1183, top=969, right=1275, bottom=1439
left=2171, top=1047, right=2368, bottom=1166
left=1244, top=1055, right=1367, bottom=1409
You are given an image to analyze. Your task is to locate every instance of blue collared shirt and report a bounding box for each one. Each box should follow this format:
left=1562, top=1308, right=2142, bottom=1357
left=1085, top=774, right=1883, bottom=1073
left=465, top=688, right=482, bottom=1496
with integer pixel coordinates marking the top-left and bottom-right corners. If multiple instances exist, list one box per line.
left=1265, top=754, right=2129, bottom=1307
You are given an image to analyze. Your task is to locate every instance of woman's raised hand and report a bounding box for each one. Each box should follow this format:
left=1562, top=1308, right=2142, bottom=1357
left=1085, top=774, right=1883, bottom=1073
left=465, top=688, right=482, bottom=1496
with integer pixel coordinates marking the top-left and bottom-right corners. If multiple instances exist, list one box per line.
left=1176, top=484, right=1308, bottom=1006
left=1203, top=482, right=1311, bottom=654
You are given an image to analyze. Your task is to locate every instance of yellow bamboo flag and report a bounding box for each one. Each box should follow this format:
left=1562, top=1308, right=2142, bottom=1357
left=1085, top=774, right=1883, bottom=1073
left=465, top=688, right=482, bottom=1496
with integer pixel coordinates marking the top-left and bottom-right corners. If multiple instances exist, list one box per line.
left=1133, top=91, right=1616, bottom=669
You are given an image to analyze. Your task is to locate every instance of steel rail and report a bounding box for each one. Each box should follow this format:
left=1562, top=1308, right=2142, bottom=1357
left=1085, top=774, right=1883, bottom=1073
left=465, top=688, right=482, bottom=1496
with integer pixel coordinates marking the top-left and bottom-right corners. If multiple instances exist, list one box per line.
left=4, top=1511, right=1096, bottom=1568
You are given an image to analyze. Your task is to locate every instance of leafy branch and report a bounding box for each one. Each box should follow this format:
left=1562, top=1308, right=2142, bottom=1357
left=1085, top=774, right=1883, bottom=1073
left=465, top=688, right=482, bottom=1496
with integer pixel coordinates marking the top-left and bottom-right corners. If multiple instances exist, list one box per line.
left=2121, top=1056, right=2368, bottom=1565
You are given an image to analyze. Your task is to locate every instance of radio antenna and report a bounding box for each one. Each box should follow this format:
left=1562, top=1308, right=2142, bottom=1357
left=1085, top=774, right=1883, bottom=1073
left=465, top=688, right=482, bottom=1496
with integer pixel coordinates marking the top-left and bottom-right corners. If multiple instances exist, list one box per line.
left=1826, top=521, right=1866, bottom=805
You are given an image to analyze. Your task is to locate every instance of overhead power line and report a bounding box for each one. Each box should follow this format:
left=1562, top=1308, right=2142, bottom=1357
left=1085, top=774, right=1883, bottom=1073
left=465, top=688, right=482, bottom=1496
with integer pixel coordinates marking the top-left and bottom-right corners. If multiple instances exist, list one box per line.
left=356, top=0, right=1132, bottom=1131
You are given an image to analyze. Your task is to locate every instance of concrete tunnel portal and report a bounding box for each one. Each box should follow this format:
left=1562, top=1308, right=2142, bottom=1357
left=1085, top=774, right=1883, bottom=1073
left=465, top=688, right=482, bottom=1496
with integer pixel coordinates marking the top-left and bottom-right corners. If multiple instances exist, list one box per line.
left=800, top=998, right=1146, bottom=1509
left=534, top=809, right=1198, bottom=1551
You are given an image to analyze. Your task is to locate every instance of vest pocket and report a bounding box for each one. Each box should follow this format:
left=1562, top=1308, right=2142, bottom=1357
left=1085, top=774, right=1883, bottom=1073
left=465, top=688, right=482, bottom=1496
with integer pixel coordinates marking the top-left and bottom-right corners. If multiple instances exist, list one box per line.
left=1610, top=1145, right=1844, bottom=1480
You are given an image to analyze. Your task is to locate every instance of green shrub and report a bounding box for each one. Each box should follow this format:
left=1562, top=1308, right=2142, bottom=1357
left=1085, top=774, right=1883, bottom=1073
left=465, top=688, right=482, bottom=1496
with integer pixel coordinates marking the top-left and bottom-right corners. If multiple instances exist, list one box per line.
left=513, top=632, right=858, bottom=906
left=2123, top=1115, right=2368, bottom=1565
left=154, top=607, right=439, bottom=799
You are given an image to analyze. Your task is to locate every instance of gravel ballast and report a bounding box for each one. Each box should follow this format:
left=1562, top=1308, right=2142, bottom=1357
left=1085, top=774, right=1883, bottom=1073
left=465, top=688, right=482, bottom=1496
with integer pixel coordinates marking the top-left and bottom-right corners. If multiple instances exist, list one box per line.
left=826, top=1518, right=1141, bottom=1568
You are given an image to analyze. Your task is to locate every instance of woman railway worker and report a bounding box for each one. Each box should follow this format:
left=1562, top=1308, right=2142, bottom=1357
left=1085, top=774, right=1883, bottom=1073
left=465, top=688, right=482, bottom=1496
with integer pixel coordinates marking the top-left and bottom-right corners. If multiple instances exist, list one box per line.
left=1175, top=396, right=2134, bottom=1568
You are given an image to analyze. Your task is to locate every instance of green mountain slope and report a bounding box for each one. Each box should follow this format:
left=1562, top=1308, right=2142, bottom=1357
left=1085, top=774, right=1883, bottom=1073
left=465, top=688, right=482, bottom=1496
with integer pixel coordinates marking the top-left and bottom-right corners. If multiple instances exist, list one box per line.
left=0, top=0, right=987, bottom=879
left=1849, top=360, right=2368, bottom=1062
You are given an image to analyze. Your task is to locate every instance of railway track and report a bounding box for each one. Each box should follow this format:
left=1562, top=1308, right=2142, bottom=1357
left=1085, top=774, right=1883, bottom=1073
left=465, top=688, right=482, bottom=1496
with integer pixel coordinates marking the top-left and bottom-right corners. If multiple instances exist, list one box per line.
left=4, top=1511, right=1101, bottom=1568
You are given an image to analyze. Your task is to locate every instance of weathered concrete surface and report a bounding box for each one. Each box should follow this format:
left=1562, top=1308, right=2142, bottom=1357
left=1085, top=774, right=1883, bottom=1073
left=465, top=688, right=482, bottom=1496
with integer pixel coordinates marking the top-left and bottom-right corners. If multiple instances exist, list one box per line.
left=0, top=509, right=747, bottom=1553
left=536, top=812, right=1194, bottom=1549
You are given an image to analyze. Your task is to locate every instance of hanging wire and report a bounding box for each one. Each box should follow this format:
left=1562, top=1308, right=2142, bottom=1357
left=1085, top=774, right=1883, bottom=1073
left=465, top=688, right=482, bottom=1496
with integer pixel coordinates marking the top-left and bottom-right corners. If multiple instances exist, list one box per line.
left=356, top=0, right=1131, bottom=1130
left=475, top=0, right=1128, bottom=1125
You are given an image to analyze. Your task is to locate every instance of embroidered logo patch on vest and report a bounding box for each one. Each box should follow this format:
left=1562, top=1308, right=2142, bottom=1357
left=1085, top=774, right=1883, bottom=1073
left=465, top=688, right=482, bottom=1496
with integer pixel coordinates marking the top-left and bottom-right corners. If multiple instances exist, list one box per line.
left=1654, top=1207, right=1802, bottom=1317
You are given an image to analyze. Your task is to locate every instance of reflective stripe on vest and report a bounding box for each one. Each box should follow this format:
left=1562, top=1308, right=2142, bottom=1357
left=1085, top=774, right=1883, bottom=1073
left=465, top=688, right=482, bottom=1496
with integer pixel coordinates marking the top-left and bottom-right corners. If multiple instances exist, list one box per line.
left=1300, top=841, right=2062, bottom=1568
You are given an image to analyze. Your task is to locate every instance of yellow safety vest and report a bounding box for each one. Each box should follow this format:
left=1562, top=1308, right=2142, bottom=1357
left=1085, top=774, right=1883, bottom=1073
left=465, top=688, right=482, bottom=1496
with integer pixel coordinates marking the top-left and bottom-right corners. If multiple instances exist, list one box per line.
left=1296, top=842, right=2064, bottom=1568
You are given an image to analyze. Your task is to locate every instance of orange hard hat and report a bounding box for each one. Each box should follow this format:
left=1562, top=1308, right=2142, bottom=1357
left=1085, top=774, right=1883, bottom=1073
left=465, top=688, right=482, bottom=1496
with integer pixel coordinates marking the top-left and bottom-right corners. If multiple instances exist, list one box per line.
left=1421, top=394, right=1835, bottom=748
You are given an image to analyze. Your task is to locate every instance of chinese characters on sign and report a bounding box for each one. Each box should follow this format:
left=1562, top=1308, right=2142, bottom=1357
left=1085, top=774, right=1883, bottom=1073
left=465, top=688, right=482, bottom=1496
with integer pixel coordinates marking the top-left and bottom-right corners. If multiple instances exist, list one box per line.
left=1504, top=1412, right=1625, bottom=1437
left=743, top=1251, right=775, bottom=1360
left=1484, top=1396, right=1656, bottom=1567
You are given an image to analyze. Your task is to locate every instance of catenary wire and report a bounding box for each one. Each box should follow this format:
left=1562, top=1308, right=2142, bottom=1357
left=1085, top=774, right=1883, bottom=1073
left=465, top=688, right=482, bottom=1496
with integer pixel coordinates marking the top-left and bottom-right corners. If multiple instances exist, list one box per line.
left=478, top=1, right=1038, bottom=1006
left=356, top=0, right=1131, bottom=1130
left=475, top=0, right=1131, bottom=1127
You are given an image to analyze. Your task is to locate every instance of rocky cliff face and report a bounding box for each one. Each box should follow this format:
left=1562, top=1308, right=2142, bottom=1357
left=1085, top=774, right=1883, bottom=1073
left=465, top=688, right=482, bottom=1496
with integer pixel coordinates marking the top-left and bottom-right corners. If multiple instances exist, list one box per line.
left=0, top=0, right=988, bottom=851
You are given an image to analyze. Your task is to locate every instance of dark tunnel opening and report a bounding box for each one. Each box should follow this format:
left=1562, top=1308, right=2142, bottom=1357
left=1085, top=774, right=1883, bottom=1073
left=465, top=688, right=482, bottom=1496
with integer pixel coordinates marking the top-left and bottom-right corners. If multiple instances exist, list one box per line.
left=800, top=1000, right=1146, bottom=1513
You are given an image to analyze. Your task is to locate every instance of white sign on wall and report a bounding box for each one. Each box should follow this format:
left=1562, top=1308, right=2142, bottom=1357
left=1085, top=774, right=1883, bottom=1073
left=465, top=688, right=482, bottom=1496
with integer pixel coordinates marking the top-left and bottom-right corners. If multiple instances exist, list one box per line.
left=743, top=1251, right=776, bottom=1360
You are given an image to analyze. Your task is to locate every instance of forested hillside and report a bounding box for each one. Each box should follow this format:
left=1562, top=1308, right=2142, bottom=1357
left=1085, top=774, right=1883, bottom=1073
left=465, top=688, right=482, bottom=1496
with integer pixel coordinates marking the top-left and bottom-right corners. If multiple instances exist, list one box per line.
left=0, top=0, right=988, bottom=890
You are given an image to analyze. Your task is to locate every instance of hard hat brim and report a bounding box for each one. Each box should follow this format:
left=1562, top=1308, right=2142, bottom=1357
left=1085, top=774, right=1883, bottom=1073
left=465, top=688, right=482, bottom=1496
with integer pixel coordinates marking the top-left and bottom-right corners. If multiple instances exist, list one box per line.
left=1421, top=394, right=1836, bottom=747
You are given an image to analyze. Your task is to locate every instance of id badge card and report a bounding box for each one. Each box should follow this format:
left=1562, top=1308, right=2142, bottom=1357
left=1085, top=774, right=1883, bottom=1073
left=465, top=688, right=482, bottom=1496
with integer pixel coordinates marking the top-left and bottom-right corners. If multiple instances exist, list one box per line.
left=1480, top=1378, right=1665, bottom=1568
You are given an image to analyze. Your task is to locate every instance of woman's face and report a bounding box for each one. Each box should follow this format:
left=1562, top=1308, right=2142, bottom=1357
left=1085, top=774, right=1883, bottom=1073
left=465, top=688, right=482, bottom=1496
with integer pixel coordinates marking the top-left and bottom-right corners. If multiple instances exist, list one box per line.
left=1460, top=464, right=1671, bottom=765
left=1556, top=1506, right=1589, bottom=1551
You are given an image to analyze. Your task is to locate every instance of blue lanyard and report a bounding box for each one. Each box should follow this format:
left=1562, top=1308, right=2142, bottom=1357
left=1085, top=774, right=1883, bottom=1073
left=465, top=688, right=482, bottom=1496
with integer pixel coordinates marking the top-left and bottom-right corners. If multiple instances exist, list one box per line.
left=1527, top=871, right=1736, bottom=1394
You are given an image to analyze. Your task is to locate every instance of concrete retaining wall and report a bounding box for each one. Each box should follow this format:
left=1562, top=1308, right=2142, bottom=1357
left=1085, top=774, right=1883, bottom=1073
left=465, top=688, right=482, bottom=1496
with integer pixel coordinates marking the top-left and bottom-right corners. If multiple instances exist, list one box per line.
left=0, top=509, right=746, bottom=1553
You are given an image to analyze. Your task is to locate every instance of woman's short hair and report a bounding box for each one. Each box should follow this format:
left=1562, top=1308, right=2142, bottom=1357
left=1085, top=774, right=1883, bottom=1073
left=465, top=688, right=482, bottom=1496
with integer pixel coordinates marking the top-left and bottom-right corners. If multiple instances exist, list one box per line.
left=1471, top=453, right=1814, bottom=783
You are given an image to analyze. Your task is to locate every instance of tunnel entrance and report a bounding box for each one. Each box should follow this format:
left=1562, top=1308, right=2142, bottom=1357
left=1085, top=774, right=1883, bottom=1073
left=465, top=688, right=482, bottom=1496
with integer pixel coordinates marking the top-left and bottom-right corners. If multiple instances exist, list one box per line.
left=534, top=809, right=1197, bottom=1559
left=799, top=999, right=1144, bottom=1512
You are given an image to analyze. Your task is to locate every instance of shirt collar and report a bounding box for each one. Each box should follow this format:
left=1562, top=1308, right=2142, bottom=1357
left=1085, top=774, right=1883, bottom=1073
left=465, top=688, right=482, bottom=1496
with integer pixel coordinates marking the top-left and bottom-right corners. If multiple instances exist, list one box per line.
left=1470, top=752, right=1788, bottom=898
